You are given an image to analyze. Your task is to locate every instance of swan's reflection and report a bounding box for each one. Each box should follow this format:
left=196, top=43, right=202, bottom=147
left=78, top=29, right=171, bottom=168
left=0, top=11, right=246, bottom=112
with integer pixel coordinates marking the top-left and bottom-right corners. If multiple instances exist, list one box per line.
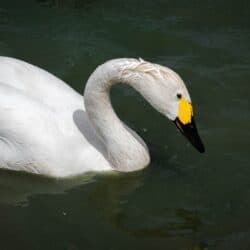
left=0, top=169, right=226, bottom=249
left=0, top=168, right=145, bottom=206
left=0, top=169, right=97, bottom=205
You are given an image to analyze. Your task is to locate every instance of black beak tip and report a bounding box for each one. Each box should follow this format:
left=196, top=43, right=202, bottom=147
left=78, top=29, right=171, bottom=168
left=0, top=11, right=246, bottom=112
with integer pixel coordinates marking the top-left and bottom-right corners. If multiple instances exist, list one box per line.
left=174, top=117, right=205, bottom=154
left=196, top=143, right=205, bottom=153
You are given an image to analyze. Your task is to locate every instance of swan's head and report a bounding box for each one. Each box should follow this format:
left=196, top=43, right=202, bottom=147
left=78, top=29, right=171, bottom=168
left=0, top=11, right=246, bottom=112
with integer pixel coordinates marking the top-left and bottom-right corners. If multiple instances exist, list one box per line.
left=122, top=59, right=205, bottom=153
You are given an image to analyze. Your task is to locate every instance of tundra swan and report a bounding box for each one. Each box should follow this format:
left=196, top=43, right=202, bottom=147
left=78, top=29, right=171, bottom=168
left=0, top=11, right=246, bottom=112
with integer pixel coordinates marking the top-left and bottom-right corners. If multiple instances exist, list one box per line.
left=0, top=57, right=204, bottom=178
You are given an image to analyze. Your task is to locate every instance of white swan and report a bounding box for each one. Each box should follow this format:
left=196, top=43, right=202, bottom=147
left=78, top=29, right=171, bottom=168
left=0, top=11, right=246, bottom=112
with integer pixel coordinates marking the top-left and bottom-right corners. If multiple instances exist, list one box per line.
left=0, top=57, right=204, bottom=178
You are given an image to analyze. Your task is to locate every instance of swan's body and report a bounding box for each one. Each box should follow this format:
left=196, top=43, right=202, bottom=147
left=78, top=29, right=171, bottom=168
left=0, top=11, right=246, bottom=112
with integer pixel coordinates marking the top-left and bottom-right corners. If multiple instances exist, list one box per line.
left=0, top=57, right=204, bottom=178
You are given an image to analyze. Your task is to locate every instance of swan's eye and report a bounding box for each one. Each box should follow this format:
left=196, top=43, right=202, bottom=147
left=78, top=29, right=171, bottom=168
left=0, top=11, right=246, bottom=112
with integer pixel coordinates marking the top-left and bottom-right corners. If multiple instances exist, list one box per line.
left=177, top=93, right=182, bottom=99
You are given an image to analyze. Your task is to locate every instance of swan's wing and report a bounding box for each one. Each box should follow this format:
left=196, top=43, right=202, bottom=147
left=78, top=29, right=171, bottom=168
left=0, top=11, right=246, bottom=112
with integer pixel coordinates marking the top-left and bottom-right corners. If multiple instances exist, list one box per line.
left=0, top=82, right=110, bottom=176
left=0, top=83, right=61, bottom=174
left=0, top=56, right=83, bottom=111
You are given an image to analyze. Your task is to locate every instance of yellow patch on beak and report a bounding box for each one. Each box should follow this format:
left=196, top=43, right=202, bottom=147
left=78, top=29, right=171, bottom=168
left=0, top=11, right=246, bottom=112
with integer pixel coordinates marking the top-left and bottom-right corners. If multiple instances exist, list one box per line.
left=178, top=98, right=193, bottom=124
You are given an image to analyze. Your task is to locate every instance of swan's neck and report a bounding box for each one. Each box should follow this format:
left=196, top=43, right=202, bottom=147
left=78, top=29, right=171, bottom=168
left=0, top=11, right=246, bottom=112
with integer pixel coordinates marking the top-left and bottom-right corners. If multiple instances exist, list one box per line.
left=84, top=59, right=150, bottom=172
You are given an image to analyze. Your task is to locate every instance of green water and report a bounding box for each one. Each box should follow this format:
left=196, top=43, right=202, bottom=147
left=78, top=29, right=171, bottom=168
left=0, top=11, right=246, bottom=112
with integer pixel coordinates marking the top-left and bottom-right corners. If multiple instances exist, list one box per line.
left=0, top=1, right=250, bottom=249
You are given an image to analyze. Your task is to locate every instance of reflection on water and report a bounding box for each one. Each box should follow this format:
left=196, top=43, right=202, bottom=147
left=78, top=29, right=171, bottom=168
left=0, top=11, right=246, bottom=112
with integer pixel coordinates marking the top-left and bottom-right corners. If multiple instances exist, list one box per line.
left=0, top=169, right=96, bottom=205
left=0, top=168, right=211, bottom=249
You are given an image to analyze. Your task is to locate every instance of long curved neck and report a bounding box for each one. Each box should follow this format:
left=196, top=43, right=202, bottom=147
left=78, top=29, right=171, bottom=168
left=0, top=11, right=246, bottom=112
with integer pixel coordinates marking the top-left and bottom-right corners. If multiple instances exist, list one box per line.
left=84, top=59, right=150, bottom=172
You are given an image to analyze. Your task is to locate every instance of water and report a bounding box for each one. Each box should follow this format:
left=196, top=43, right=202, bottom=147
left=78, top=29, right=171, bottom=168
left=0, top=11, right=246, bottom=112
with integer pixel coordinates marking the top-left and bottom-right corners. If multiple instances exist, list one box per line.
left=0, top=1, right=250, bottom=249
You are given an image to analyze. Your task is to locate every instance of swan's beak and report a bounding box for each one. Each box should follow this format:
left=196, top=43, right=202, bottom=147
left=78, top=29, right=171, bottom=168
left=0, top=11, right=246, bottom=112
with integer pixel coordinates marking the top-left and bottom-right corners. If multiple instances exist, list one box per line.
left=174, top=98, right=205, bottom=153
left=174, top=117, right=205, bottom=153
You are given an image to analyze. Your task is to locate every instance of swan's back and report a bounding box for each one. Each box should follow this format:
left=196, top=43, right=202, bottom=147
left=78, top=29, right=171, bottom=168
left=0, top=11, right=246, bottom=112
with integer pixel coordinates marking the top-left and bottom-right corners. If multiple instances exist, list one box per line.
left=0, top=57, right=82, bottom=111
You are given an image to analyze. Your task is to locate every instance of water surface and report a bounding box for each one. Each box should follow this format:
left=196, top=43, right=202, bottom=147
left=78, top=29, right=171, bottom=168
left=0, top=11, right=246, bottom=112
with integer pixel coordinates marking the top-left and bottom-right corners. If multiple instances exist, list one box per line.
left=0, top=1, right=250, bottom=249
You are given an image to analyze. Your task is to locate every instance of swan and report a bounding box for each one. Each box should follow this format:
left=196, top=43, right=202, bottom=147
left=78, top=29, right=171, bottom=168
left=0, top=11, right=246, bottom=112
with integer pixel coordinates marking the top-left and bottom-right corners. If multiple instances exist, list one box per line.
left=0, top=57, right=204, bottom=178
